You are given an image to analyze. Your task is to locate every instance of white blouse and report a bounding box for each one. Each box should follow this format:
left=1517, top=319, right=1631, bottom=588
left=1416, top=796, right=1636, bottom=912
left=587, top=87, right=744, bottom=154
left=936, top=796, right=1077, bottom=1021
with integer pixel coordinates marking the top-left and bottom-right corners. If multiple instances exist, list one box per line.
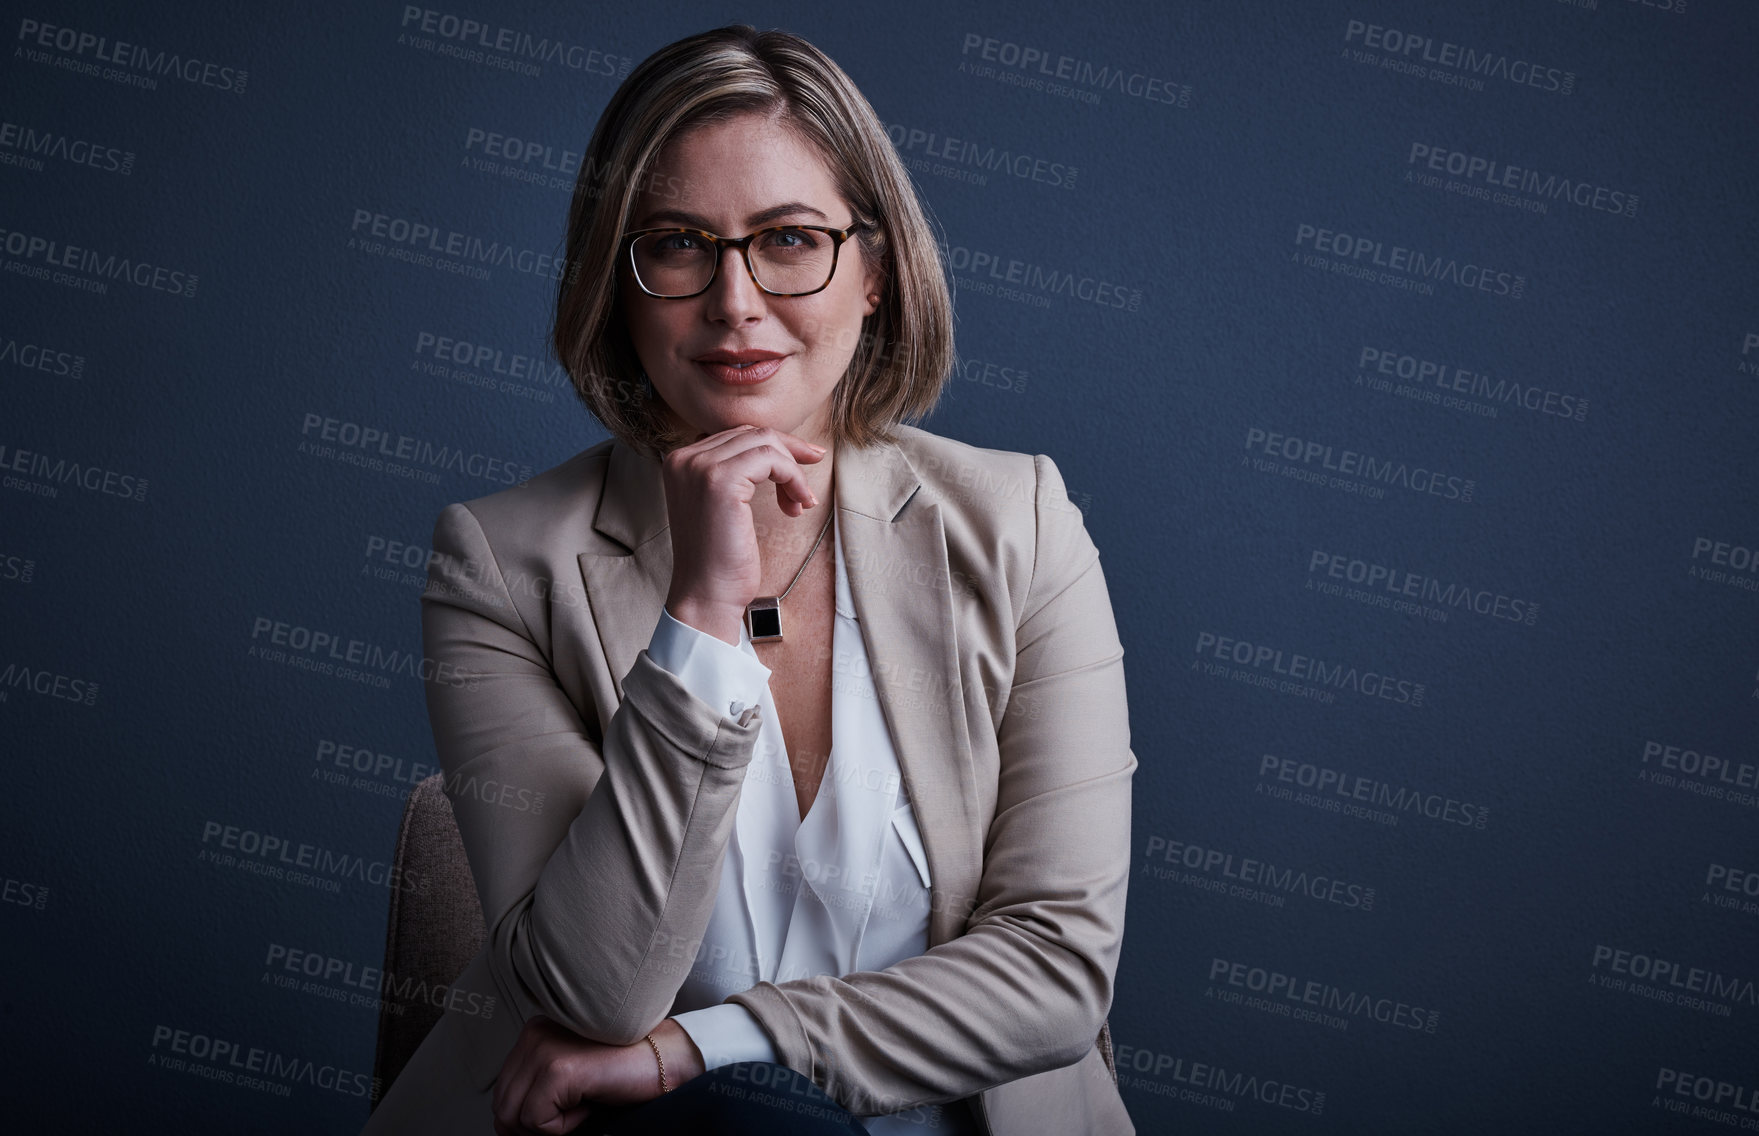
left=648, top=515, right=981, bottom=1135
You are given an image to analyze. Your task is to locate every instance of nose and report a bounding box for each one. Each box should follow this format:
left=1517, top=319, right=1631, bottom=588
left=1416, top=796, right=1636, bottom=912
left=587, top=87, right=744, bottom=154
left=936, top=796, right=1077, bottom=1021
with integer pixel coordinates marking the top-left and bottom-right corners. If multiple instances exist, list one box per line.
left=702, top=244, right=768, bottom=325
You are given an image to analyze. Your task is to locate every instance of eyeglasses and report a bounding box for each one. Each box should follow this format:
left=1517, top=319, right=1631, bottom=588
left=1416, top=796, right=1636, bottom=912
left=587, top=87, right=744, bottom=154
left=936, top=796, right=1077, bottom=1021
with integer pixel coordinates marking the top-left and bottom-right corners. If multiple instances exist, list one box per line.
left=620, top=222, right=869, bottom=299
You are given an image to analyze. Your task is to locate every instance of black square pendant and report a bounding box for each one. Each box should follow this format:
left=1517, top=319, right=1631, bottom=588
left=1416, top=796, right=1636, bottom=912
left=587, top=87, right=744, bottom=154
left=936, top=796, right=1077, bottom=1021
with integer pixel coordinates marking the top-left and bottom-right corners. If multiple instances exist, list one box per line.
left=745, top=597, right=783, bottom=643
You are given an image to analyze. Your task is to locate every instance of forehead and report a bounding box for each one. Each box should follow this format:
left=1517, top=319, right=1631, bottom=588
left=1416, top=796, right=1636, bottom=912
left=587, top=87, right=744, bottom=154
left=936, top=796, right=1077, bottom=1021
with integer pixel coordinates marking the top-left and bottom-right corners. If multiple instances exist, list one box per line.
left=634, top=111, right=844, bottom=229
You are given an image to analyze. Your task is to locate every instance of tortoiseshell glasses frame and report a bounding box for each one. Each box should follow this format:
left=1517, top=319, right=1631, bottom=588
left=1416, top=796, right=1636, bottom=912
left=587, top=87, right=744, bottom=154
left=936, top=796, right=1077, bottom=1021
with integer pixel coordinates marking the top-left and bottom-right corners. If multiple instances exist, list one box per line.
left=619, top=222, right=871, bottom=299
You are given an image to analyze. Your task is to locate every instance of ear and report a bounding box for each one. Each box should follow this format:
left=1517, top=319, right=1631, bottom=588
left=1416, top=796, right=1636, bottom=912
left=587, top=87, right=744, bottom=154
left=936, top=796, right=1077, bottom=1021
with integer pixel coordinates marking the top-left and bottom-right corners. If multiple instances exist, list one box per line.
left=860, top=256, right=884, bottom=319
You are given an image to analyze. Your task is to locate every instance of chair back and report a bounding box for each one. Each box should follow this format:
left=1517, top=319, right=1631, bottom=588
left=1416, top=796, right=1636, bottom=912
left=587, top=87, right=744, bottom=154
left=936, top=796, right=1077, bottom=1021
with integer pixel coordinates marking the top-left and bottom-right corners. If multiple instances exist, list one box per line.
left=371, top=772, right=484, bottom=1106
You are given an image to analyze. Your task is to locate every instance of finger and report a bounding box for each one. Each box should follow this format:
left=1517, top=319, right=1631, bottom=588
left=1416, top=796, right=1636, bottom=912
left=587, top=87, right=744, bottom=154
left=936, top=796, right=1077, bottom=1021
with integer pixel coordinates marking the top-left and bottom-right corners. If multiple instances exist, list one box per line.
left=777, top=428, right=828, bottom=455
left=526, top=1031, right=602, bottom=1135
left=491, top=1062, right=512, bottom=1122
left=673, top=423, right=758, bottom=459
left=492, top=1076, right=522, bottom=1136
left=492, top=1029, right=537, bottom=1120
left=772, top=428, right=829, bottom=464
left=520, top=1069, right=571, bottom=1135
left=494, top=1062, right=539, bottom=1135
left=662, top=425, right=752, bottom=473
left=688, top=424, right=824, bottom=468
left=776, top=480, right=806, bottom=517
left=689, top=429, right=821, bottom=509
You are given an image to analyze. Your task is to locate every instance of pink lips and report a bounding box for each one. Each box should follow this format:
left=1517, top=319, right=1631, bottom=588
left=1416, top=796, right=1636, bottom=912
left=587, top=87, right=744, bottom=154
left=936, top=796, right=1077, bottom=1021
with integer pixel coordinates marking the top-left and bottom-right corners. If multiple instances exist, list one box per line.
left=694, top=350, right=786, bottom=385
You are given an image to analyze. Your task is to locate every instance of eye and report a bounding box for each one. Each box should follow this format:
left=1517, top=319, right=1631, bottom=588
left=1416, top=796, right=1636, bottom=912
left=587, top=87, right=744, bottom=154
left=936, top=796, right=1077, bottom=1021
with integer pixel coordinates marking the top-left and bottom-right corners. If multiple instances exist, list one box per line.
left=757, top=228, right=824, bottom=252
left=653, top=233, right=707, bottom=253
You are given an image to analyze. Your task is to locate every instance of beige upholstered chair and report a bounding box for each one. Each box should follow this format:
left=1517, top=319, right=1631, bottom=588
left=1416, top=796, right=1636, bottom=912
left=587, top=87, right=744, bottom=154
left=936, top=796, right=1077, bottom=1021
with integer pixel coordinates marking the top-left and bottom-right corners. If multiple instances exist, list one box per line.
left=371, top=773, right=1118, bottom=1107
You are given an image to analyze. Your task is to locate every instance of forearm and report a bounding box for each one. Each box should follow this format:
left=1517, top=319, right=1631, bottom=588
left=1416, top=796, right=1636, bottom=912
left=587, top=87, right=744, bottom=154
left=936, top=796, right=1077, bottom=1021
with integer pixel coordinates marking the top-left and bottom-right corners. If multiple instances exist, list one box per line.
left=726, top=762, right=1134, bottom=1116
left=418, top=501, right=773, bottom=1046
left=484, top=649, right=762, bottom=1044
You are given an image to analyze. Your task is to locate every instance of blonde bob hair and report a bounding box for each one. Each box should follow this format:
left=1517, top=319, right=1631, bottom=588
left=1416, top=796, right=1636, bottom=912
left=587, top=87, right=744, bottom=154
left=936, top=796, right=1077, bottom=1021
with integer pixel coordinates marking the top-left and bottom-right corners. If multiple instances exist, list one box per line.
left=551, top=24, right=954, bottom=459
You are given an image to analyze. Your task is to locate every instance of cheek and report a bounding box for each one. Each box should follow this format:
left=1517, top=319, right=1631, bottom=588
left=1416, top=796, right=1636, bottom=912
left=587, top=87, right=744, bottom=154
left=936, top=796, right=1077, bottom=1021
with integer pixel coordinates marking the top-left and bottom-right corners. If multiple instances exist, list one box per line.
left=627, top=300, right=684, bottom=355
left=795, top=306, right=866, bottom=362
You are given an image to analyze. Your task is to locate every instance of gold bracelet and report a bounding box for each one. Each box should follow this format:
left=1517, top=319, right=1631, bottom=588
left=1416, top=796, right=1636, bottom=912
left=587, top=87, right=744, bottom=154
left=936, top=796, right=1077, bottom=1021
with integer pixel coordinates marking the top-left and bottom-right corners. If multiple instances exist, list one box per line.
left=642, top=1031, right=670, bottom=1094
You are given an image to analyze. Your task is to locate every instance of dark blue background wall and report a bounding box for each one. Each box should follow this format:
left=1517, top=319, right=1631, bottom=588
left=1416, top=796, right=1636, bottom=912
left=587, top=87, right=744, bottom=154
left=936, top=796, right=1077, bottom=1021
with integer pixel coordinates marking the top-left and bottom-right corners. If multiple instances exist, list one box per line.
left=4, top=1, right=1755, bottom=1131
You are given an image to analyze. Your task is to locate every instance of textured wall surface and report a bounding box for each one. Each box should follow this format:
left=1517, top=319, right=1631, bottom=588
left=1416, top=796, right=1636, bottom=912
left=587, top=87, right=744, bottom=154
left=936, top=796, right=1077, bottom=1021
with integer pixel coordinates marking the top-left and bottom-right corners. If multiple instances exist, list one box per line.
left=3, top=1, right=1755, bottom=1131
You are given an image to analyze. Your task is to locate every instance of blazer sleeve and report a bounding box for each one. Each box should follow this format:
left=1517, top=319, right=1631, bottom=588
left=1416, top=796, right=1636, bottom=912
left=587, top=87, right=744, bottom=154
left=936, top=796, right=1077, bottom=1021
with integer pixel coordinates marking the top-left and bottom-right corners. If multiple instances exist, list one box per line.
left=725, top=453, right=1137, bottom=1117
left=419, top=501, right=766, bottom=1047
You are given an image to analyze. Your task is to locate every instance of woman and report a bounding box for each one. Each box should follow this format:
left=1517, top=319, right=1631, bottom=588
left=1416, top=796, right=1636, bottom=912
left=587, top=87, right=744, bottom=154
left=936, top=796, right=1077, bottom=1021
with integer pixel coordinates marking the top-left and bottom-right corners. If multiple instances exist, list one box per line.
left=362, top=24, right=1136, bottom=1136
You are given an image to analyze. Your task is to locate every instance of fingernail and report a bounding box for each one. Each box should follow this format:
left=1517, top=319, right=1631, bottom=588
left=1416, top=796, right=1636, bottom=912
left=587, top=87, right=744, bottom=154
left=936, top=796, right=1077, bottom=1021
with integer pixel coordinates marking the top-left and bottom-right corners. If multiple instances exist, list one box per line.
left=810, top=443, right=827, bottom=453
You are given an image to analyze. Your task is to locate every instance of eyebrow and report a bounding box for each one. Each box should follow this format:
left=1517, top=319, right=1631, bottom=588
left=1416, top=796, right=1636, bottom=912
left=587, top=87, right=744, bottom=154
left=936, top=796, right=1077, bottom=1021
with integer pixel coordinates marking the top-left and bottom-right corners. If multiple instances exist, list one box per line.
left=632, top=201, right=831, bottom=231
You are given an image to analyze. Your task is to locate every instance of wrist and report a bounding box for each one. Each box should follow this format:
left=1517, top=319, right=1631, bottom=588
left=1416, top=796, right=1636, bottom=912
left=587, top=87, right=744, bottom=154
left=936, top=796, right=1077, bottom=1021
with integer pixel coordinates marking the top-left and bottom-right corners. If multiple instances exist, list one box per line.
left=647, top=1017, right=707, bottom=1091
left=666, top=596, right=746, bottom=646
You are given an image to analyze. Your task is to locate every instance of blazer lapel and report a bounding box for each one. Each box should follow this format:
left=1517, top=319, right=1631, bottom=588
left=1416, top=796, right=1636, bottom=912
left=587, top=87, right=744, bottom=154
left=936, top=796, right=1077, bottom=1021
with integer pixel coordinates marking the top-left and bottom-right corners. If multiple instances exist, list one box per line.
left=833, top=441, right=981, bottom=951
left=578, top=439, right=671, bottom=713
left=577, top=436, right=981, bottom=950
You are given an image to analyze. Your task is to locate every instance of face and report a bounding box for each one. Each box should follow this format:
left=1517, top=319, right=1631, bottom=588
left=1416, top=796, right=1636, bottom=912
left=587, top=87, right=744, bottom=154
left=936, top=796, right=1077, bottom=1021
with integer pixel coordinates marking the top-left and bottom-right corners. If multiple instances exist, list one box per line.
left=621, top=111, right=882, bottom=448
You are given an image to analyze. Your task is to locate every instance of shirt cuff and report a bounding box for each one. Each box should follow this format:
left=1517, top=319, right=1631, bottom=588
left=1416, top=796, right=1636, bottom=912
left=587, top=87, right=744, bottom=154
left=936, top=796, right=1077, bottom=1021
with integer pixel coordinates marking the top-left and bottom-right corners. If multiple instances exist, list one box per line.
left=648, top=605, right=773, bottom=722
left=671, top=1004, right=781, bottom=1070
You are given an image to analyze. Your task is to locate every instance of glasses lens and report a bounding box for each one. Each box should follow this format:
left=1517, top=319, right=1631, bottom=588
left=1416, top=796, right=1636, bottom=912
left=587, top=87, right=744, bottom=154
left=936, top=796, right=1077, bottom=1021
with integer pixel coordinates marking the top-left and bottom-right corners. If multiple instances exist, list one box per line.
left=629, top=229, right=839, bottom=297
left=631, top=232, right=715, bottom=297
left=749, top=228, right=836, bottom=295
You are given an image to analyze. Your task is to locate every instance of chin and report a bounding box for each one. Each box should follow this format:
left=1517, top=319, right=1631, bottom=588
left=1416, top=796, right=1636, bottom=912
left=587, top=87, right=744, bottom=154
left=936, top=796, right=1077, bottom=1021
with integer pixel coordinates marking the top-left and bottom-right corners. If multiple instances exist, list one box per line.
left=699, top=394, right=788, bottom=427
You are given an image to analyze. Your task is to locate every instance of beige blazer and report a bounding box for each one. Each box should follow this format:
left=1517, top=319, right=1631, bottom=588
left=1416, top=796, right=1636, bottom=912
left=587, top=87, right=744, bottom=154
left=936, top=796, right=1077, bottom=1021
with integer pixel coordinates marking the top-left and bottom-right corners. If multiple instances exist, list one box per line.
left=362, top=424, right=1137, bottom=1135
